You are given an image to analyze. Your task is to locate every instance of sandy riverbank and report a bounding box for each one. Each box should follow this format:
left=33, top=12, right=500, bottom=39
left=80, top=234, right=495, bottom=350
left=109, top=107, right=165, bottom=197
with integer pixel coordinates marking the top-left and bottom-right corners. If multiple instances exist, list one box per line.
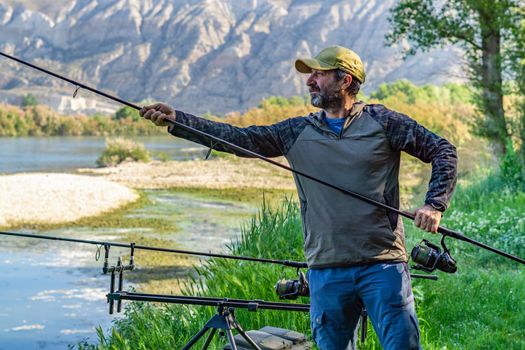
left=79, top=157, right=296, bottom=190
left=0, top=157, right=295, bottom=227
left=0, top=173, right=138, bottom=227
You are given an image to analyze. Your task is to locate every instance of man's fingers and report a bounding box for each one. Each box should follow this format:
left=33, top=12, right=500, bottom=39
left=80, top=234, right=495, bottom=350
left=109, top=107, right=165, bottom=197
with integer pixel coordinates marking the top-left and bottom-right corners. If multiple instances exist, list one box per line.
left=414, top=211, right=422, bottom=227
left=142, top=109, right=152, bottom=119
left=420, top=214, right=430, bottom=230
left=414, top=211, right=431, bottom=232
left=139, top=103, right=173, bottom=127
left=140, top=104, right=163, bottom=117
left=427, top=217, right=436, bottom=232
left=421, top=214, right=436, bottom=232
left=155, top=115, right=168, bottom=126
left=414, top=205, right=442, bottom=233
left=431, top=220, right=439, bottom=233
left=152, top=111, right=173, bottom=126
left=415, top=213, right=440, bottom=233
left=150, top=111, right=164, bottom=124
left=143, top=109, right=157, bottom=120
left=424, top=217, right=433, bottom=232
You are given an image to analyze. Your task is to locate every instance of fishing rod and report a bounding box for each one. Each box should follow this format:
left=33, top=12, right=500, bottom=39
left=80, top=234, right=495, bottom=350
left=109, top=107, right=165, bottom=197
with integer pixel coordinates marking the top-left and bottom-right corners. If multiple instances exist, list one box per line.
left=0, top=230, right=437, bottom=279
left=2, top=51, right=525, bottom=266
left=107, top=292, right=310, bottom=312
left=0, top=228, right=309, bottom=349
left=0, top=231, right=307, bottom=268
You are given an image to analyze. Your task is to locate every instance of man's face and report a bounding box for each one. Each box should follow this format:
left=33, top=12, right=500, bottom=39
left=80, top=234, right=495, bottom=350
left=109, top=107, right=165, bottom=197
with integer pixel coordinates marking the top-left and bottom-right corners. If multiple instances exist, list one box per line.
left=306, top=69, right=343, bottom=110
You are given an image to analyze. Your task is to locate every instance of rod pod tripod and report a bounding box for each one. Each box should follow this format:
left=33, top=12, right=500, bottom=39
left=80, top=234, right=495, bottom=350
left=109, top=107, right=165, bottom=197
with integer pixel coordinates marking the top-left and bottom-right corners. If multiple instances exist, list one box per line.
left=182, top=303, right=261, bottom=350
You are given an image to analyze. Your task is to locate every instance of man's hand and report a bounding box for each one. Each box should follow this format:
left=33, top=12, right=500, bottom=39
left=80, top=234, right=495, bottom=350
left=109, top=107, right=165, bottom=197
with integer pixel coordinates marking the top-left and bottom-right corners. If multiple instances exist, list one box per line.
left=413, top=204, right=442, bottom=233
left=139, top=103, right=175, bottom=126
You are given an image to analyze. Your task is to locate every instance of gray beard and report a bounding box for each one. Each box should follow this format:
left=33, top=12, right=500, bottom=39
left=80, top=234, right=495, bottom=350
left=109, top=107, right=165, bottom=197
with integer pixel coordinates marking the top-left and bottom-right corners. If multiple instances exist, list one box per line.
left=310, top=91, right=343, bottom=110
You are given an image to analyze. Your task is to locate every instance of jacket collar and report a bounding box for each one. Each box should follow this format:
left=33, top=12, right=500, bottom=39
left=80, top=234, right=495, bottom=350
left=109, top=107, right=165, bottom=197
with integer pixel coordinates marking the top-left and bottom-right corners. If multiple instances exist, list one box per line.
left=308, top=101, right=367, bottom=131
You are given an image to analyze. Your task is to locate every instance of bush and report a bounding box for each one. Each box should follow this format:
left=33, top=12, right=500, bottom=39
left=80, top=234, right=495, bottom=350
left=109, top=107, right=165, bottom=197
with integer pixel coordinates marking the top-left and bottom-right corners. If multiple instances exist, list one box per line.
left=96, top=138, right=151, bottom=167
left=113, top=106, right=140, bottom=121
left=21, top=94, right=38, bottom=107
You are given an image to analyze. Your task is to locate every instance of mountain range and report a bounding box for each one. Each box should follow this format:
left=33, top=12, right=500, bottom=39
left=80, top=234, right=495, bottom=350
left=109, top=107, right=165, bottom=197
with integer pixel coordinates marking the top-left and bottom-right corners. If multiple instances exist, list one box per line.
left=0, top=0, right=465, bottom=115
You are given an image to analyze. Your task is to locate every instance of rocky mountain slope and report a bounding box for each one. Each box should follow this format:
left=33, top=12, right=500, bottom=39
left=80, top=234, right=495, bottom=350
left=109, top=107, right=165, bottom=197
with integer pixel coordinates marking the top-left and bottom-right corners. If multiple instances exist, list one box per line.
left=0, top=0, right=465, bottom=115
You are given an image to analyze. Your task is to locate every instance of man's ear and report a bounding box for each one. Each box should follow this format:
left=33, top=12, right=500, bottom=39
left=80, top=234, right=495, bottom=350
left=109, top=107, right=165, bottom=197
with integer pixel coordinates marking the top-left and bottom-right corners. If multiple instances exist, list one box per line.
left=340, top=74, right=352, bottom=91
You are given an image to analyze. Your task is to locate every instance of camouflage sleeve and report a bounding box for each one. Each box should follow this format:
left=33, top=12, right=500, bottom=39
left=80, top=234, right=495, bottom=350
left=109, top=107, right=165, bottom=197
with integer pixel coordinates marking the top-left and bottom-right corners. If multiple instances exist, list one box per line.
left=369, top=105, right=458, bottom=211
left=167, top=110, right=308, bottom=158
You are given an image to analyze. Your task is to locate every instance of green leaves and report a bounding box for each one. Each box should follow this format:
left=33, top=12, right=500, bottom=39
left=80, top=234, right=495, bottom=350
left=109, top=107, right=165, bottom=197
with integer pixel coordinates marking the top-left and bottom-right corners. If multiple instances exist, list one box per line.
left=387, top=0, right=525, bottom=162
left=386, top=0, right=478, bottom=55
left=21, top=93, right=39, bottom=107
left=113, top=106, right=141, bottom=122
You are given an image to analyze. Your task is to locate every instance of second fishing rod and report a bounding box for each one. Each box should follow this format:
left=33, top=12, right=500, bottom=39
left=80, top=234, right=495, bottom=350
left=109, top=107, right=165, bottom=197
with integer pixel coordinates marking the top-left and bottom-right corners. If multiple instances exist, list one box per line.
left=2, top=51, right=525, bottom=267
left=0, top=230, right=307, bottom=268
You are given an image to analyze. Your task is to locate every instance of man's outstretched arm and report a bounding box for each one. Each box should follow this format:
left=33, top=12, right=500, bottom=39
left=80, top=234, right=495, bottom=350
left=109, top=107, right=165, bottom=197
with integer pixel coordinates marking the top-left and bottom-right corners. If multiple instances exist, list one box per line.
left=140, top=103, right=292, bottom=158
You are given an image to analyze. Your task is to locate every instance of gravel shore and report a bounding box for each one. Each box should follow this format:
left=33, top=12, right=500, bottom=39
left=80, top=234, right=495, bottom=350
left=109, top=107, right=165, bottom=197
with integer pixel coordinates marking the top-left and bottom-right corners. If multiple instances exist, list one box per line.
left=0, top=157, right=295, bottom=227
left=0, top=173, right=138, bottom=227
left=79, top=157, right=296, bottom=190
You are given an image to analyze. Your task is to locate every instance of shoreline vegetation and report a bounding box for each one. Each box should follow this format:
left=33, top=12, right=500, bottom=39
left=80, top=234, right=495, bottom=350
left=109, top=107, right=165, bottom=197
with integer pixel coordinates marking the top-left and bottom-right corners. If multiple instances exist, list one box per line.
left=1, top=81, right=474, bottom=139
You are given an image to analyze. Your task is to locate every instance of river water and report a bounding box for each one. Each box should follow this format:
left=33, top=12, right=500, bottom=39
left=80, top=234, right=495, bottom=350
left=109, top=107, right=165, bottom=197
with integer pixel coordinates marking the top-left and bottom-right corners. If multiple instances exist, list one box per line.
left=0, top=136, right=206, bottom=173
left=0, top=137, right=256, bottom=349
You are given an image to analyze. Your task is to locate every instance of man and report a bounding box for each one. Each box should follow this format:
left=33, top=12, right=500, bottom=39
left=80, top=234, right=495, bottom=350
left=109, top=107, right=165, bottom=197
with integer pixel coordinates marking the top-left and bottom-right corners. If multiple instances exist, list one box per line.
left=140, top=45, right=457, bottom=350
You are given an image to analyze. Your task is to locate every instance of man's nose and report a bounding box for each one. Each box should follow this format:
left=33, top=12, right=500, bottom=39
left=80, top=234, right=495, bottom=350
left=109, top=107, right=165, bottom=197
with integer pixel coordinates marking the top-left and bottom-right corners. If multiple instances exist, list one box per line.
left=306, top=73, right=315, bottom=86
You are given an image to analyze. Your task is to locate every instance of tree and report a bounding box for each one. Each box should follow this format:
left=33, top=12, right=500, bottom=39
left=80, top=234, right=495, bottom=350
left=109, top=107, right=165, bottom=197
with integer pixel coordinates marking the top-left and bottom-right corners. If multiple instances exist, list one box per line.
left=512, top=17, right=525, bottom=168
left=114, top=106, right=140, bottom=121
left=21, top=94, right=38, bottom=107
left=386, top=0, right=525, bottom=157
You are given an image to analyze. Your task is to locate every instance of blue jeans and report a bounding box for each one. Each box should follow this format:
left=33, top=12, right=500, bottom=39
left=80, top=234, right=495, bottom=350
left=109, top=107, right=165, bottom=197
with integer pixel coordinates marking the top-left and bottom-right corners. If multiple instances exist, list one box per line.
left=308, top=262, right=421, bottom=350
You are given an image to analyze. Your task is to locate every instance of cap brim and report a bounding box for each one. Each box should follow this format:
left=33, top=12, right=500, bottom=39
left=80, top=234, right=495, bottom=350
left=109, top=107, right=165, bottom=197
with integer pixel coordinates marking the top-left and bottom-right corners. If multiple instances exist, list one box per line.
left=295, top=58, right=336, bottom=73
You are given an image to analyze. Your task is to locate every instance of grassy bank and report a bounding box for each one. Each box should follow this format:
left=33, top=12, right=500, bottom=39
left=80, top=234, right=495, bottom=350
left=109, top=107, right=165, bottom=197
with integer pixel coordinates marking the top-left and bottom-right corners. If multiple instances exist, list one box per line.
left=404, top=173, right=525, bottom=349
left=78, top=171, right=525, bottom=349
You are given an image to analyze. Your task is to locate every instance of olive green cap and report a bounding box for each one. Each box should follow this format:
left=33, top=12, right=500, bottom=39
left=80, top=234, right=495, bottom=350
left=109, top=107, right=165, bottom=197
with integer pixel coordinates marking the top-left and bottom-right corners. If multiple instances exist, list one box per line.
left=295, top=45, right=366, bottom=84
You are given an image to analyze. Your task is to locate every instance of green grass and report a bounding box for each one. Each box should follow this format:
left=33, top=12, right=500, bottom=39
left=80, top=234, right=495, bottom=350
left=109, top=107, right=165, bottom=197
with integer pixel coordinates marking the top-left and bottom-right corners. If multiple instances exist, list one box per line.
left=403, top=172, right=525, bottom=349
left=161, top=186, right=296, bottom=207
left=77, top=200, right=311, bottom=349
left=76, top=172, right=525, bottom=349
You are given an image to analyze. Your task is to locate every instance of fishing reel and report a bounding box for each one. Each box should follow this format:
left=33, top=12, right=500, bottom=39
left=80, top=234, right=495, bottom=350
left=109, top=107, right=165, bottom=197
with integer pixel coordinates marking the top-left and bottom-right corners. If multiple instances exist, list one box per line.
left=411, top=235, right=457, bottom=273
left=275, top=270, right=310, bottom=300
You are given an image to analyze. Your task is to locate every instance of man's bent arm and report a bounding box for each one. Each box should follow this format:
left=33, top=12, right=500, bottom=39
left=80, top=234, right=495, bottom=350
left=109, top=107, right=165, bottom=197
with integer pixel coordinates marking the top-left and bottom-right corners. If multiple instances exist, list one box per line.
left=371, top=105, right=458, bottom=211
